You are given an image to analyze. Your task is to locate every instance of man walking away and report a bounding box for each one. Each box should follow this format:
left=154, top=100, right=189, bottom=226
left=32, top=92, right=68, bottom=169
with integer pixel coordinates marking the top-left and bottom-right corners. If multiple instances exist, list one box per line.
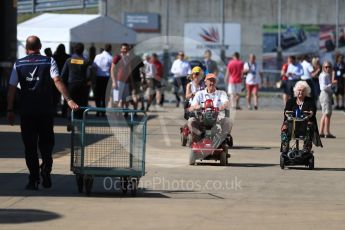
left=93, top=44, right=113, bottom=116
left=152, top=53, right=164, bottom=109
left=61, top=43, right=91, bottom=131
left=225, top=52, right=244, bottom=110
left=7, top=35, right=79, bottom=190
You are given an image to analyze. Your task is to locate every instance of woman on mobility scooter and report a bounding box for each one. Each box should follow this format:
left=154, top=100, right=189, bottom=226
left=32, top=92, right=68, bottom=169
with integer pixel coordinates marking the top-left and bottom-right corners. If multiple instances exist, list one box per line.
left=180, top=66, right=204, bottom=146
left=187, top=73, right=232, bottom=165
left=280, top=80, right=323, bottom=169
left=185, top=66, right=204, bottom=101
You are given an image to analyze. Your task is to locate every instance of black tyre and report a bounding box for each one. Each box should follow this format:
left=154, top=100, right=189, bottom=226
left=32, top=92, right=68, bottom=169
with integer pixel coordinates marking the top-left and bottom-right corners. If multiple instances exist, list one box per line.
left=181, top=134, right=188, bottom=146
left=308, top=156, right=314, bottom=170
left=84, top=175, right=94, bottom=196
left=189, top=150, right=196, bottom=165
left=121, top=177, right=128, bottom=194
left=130, top=178, right=138, bottom=197
left=280, top=155, right=285, bottom=169
left=220, top=145, right=228, bottom=166
left=76, top=174, right=84, bottom=193
left=228, top=135, right=233, bottom=148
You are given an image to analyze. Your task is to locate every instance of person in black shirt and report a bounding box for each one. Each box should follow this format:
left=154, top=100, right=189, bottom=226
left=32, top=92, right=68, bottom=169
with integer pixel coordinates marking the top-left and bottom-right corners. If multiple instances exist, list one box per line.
left=44, top=47, right=53, bottom=57
left=61, top=43, right=91, bottom=131
left=128, top=49, right=144, bottom=110
left=332, top=53, right=345, bottom=110
left=203, top=49, right=218, bottom=75
left=53, top=44, right=71, bottom=117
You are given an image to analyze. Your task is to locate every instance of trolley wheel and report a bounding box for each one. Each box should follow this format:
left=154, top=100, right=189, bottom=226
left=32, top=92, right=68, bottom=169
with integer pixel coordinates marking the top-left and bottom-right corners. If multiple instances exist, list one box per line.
left=280, top=155, right=285, bottom=169
left=130, top=178, right=139, bottom=197
left=220, top=145, right=228, bottom=166
left=76, top=174, right=84, bottom=193
left=121, top=177, right=128, bottom=194
left=189, top=149, right=196, bottom=165
left=308, top=156, right=314, bottom=170
left=84, top=175, right=94, bottom=196
left=181, top=134, right=188, bottom=146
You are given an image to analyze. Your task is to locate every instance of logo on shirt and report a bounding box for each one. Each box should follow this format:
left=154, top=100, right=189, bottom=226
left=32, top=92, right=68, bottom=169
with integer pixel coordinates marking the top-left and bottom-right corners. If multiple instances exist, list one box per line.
left=71, top=59, right=84, bottom=65
left=26, top=66, right=40, bottom=82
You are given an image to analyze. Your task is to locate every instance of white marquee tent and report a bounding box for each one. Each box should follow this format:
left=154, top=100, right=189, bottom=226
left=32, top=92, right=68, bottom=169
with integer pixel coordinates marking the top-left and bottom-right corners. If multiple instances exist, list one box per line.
left=17, top=13, right=137, bottom=58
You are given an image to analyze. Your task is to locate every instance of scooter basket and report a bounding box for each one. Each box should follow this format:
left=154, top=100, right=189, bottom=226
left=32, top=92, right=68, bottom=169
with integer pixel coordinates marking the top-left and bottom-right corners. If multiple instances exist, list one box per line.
left=203, top=110, right=218, bottom=128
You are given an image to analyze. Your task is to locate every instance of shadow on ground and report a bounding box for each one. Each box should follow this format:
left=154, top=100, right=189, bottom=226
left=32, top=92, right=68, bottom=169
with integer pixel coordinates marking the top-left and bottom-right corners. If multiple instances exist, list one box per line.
left=231, top=146, right=273, bottom=150
left=0, top=132, right=71, bottom=158
left=0, top=173, right=168, bottom=198
left=286, top=167, right=345, bottom=171
left=195, top=162, right=278, bottom=167
left=0, top=209, right=62, bottom=224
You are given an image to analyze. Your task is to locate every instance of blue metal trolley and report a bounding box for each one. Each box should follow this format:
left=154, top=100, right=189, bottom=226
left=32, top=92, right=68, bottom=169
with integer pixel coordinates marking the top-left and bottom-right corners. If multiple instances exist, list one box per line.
left=70, top=107, right=147, bottom=196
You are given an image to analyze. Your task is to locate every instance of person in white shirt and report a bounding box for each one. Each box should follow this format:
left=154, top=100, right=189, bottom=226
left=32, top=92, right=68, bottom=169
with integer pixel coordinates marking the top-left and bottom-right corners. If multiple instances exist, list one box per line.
left=93, top=44, right=113, bottom=116
left=286, top=55, right=304, bottom=99
left=243, top=54, right=262, bottom=110
left=319, top=61, right=337, bottom=138
left=170, top=51, right=191, bottom=107
left=143, top=53, right=157, bottom=111
left=300, top=55, right=315, bottom=98
left=188, top=73, right=230, bottom=143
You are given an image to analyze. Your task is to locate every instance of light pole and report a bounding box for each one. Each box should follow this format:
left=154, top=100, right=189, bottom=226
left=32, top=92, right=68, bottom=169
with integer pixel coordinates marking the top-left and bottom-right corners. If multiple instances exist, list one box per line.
left=220, top=0, right=226, bottom=62
left=336, top=0, right=339, bottom=49
left=277, top=0, right=283, bottom=70
left=100, top=0, right=107, bottom=16
left=163, top=0, right=170, bottom=83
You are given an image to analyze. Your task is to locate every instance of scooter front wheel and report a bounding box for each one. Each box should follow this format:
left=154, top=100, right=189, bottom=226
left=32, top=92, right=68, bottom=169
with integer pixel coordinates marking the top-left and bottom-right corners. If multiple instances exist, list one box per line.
left=181, top=134, right=188, bottom=146
left=308, top=156, right=314, bottom=170
left=189, top=149, right=196, bottom=165
left=220, top=145, right=228, bottom=166
left=280, top=155, right=285, bottom=169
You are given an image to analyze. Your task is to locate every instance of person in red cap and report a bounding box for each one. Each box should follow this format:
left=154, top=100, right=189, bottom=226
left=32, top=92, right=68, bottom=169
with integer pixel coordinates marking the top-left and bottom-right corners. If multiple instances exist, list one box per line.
left=188, top=73, right=230, bottom=143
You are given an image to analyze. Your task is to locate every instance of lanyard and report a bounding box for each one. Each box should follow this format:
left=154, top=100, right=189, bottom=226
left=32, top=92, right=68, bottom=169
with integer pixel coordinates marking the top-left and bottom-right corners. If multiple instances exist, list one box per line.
left=298, top=102, right=303, bottom=111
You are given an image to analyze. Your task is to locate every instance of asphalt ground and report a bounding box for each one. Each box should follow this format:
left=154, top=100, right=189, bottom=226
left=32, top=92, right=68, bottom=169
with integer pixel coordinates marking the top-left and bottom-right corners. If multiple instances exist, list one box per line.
left=0, top=98, right=344, bottom=230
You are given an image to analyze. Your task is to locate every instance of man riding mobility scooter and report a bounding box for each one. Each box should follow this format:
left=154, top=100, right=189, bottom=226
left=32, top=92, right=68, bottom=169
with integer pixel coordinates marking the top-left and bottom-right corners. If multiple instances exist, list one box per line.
left=180, top=67, right=233, bottom=148
left=187, top=73, right=232, bottom=166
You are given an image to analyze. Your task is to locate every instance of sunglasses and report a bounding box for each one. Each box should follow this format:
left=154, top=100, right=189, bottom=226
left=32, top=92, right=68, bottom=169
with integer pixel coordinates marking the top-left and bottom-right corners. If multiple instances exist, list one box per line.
left=324, top=66, right=331, bottom=68
left=193, top=72, right=200, bottom=76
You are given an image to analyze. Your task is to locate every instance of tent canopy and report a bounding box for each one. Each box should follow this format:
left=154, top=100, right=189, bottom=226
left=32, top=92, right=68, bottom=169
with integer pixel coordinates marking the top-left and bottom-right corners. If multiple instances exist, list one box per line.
left=17, top=13, right=137, bottom=57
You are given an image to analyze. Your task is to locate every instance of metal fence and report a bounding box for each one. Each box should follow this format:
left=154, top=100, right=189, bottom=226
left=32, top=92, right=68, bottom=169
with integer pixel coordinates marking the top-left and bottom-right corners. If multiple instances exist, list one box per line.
left=18, top=0, right=99, bottom=13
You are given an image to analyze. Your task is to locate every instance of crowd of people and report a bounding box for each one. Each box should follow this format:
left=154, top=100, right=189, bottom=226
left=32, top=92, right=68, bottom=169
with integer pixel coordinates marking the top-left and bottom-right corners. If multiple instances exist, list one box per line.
left=11, top=39, right=344, bottom=134
left=7, top=34, right=344, bottom=190
left=24, top=42, right=270, bottom=121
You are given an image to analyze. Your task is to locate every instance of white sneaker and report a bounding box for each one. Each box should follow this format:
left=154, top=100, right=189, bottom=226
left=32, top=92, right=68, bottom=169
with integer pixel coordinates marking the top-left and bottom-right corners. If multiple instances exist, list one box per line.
left=155, top=105, right=164, bottom=111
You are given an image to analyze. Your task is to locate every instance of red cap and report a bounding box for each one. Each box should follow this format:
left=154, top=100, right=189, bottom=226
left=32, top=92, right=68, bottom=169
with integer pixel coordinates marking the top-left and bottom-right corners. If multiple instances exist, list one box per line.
left=205, top=73, right=217, bottom=81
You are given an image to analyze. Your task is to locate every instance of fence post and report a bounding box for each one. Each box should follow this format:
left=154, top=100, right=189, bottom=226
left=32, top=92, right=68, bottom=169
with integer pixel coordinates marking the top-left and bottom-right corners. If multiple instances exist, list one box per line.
left=31, top=0, right=36, bottom=13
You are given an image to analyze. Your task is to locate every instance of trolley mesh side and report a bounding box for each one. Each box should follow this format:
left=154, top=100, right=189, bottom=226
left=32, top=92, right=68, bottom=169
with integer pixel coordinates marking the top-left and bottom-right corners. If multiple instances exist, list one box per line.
left=72, top=119, right=145, bottom=172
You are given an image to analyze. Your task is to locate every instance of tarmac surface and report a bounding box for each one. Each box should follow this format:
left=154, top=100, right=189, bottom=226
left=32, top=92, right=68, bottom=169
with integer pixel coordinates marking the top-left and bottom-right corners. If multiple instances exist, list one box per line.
left=0, top=99, right=345, bottom=230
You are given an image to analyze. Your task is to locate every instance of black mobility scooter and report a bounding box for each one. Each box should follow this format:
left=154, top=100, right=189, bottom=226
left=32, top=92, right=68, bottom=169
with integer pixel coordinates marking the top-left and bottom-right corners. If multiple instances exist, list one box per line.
left=280, top=110, right=315, bottom=170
